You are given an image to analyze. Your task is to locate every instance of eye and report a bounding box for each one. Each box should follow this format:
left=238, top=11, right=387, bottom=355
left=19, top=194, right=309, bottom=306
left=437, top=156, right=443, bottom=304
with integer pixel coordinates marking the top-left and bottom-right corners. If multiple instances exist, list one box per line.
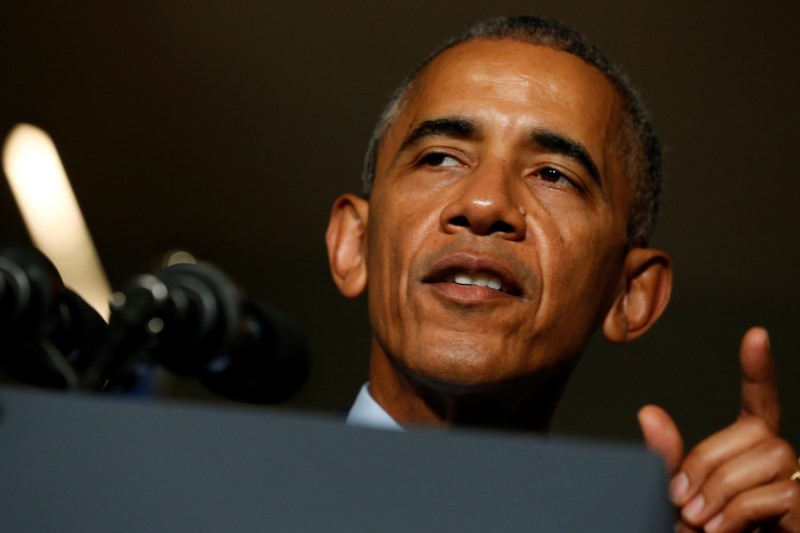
left=418, top=152, right=462, bottom=168
left=535, top=166, right=580, bottom=190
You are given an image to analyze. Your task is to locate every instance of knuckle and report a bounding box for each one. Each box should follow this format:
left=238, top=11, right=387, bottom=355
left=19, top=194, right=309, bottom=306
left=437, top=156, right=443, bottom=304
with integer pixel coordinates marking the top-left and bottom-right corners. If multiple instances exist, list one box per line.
left=685, top=442, right=716, bottom=469
left=741, top=415, right=771, bottom=437
left=714, top=467, right=738, bottom=498
left=769, top=439, right=796, bottom=466
left=763, top=480, right=800, bottom=513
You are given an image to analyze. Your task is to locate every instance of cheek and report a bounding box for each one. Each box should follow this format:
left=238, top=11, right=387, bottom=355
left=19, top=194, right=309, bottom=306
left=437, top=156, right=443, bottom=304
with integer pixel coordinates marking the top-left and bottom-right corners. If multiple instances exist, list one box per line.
left=534, top=207, right=624, bottom=321
left=370, top=189, right=441, bottom=265
left=366, top=198, right=438, bottom=317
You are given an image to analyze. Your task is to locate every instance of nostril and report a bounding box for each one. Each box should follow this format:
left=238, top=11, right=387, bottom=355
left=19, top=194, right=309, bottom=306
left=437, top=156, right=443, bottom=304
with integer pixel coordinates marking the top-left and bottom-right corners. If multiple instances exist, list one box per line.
left=488, top=220, right=515, bottom=234
left=449, top=215, right=470, bottom=228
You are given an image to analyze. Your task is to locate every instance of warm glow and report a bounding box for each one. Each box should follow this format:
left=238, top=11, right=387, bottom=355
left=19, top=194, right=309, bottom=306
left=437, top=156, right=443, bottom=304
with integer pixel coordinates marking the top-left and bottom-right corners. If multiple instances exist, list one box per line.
left=163, top=249, right=197, bottom=267
left=2, top=123, right=111, bottom=320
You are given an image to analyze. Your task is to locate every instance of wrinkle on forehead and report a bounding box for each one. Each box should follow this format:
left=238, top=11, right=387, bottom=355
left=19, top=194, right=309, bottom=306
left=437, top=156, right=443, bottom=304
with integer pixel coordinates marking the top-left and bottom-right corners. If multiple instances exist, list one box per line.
left=408, top=42, right=618, bottom=137
left=411, top=61, right=571, bottom=130
left=466, top=65, right=537, bottom=102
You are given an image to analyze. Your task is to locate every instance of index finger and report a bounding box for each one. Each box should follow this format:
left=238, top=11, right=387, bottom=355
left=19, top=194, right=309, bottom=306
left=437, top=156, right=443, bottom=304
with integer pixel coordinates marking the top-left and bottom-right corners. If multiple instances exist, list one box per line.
left=739, top=326, right=781, bottom=432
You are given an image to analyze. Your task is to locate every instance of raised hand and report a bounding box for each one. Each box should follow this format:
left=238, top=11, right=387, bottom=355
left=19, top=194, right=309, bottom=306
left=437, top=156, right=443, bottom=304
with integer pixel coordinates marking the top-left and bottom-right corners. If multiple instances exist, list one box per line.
left=639, top=327, right=800, bottom=532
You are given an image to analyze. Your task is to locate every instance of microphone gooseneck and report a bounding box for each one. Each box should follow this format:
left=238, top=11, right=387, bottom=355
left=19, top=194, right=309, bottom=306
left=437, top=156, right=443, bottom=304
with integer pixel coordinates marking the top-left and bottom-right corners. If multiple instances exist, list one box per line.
left=0, top=244, right=107, bottom=389
left=81, top=262, right=310, bottom=403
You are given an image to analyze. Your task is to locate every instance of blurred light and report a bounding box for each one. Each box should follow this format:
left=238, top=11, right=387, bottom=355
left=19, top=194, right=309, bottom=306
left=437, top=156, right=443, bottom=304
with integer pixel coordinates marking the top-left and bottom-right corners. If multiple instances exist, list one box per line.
left=163, top=249, right=196, bottom=267
left=2, top=123, right=111, bottom=320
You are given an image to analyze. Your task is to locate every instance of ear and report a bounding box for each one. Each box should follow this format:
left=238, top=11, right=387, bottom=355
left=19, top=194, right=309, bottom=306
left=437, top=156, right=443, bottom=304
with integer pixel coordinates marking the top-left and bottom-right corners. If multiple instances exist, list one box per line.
left=603, top=247, right=672, bottom=344
left=325, top=194, right=369, bottom=298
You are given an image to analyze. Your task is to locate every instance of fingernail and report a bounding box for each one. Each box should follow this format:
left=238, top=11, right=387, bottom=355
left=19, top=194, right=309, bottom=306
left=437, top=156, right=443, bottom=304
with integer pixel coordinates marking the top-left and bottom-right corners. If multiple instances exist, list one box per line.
left=682, top=494, right=705, bottom=521
left=669, top=471, right=689, bottom=502
left=704, top=512, right=723, bottom=532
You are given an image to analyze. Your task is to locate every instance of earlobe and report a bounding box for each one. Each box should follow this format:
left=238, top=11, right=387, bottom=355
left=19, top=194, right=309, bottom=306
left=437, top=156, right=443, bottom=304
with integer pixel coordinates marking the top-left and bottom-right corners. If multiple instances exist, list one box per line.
left=325, top=194, right=369, bottom=298
left=603, top=248, right=672, bottom=344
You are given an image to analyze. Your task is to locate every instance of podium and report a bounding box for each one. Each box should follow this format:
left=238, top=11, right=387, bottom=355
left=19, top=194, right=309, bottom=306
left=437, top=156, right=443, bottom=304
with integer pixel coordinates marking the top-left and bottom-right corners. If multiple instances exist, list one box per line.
left=1, top=387, right=672, bottom=531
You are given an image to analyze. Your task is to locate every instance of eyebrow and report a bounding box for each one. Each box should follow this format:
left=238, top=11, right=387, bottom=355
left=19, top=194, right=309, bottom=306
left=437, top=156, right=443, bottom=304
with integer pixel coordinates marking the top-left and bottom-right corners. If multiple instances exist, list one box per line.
left=530, top=130, right=601, bottom=186
left=399, top=117, right=479, bottom=153
left=397, top=116, right=601, bottom=186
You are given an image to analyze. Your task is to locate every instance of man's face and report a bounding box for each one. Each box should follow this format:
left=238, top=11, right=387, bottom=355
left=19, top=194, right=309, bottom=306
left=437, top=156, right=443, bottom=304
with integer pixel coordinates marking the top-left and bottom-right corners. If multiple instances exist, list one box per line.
left=365, top=39, right=633, bottom=390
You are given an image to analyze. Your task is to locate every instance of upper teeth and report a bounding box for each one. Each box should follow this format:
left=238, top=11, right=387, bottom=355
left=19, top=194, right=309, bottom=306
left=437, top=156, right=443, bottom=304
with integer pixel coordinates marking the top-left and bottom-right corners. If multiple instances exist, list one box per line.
left=454, top=273, right=503, bottom=291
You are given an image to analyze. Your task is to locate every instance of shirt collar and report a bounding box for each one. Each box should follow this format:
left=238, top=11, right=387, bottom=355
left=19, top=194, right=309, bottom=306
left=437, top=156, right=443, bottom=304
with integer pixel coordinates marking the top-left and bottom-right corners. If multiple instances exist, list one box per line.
left=346, top=382, right=403, bottom=431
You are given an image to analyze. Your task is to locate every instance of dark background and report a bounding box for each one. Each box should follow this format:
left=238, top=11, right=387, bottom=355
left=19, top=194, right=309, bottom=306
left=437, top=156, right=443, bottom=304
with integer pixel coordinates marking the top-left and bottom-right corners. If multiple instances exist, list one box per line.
left=1, top=1, right=797, bottom=449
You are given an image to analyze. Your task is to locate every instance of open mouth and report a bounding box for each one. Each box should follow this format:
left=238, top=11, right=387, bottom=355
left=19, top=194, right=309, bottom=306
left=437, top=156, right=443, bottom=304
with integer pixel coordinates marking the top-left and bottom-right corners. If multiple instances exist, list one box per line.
left=448, top=270, right=510, bottom=293
left=422, top=255, right=524, bottom=297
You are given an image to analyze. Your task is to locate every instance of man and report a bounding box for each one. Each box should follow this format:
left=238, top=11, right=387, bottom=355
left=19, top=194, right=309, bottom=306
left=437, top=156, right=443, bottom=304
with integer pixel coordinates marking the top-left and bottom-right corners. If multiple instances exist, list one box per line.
left=325, top=16, right=799, bottom=531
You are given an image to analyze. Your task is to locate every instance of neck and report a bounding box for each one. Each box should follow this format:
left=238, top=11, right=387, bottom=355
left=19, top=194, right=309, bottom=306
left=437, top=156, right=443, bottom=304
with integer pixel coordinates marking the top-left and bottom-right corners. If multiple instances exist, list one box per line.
left=368, top=345, right=574, bottom=433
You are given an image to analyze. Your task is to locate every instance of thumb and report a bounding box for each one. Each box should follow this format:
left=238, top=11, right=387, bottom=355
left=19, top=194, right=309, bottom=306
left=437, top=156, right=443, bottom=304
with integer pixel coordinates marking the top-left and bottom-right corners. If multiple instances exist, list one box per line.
left=638, top=404, right=684, bottom=474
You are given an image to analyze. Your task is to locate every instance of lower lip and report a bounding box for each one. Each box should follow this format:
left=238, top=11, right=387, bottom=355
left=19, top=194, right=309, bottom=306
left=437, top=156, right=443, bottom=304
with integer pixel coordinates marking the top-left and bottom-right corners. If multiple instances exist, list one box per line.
left=426, top=282, right=514, bottom=304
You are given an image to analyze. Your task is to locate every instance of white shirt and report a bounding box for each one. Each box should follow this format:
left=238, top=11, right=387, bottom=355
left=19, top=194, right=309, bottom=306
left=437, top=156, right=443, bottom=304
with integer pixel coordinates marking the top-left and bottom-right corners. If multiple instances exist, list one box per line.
left=345, top=383, right=403, bottom=431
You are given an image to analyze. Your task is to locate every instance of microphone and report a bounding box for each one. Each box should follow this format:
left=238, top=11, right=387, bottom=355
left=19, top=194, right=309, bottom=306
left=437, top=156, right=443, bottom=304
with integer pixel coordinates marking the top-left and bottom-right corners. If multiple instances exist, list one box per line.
left=82, top=262, right=310, bottom=403
left=0, top=243, right=107, bottom=388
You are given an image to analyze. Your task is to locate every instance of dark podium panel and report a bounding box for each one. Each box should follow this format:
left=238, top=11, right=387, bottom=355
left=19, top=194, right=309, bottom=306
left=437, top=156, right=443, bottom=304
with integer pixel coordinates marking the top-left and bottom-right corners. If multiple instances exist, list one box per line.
left=1, top=387, right=672, bottom=531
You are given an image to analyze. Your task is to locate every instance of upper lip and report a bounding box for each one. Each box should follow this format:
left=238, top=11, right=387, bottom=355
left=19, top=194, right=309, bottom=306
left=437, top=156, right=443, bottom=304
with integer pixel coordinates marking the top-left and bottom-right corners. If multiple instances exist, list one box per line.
left=420, top=251, right=525, bottom=297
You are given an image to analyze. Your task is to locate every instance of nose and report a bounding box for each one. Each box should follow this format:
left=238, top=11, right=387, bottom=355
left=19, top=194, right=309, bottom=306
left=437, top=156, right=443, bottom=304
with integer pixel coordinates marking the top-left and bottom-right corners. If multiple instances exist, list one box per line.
left=439, top=161, right=526, bottom=240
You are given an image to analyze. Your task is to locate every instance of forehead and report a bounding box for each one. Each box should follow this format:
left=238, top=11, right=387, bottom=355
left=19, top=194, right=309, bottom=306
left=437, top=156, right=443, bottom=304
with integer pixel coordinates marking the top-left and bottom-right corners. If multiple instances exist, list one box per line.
left=377, top=39, right=625, bottom=187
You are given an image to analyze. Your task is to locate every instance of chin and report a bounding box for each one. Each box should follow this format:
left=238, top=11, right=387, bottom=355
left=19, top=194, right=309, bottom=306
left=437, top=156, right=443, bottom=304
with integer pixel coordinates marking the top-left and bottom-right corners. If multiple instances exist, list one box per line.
left=398, top=329, right=582, bottom=394
left=401, top=346, right=532, bottom=393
